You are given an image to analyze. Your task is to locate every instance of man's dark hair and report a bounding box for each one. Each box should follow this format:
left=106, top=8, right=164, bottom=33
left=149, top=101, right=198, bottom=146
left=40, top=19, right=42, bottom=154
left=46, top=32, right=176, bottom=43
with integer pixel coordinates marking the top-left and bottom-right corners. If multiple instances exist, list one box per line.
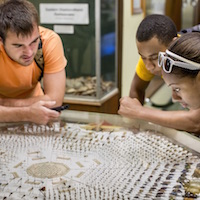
left=0, top=0, right=39, bottom=42
left=136, top=14, right=177, bottom=46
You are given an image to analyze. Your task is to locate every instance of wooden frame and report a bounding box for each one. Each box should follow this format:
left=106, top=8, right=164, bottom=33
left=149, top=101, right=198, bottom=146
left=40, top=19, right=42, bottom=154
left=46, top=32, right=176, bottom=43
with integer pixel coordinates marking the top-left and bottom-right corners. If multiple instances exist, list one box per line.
left=131, top=0, right=143, bottom=15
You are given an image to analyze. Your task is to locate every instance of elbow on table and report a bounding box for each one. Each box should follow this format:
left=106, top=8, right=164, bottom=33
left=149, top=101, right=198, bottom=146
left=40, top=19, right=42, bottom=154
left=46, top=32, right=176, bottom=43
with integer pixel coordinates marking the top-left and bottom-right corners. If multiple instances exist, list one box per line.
left=185, top=117, right=200, bottom=134
left=46, top=94, right=64, bottom=107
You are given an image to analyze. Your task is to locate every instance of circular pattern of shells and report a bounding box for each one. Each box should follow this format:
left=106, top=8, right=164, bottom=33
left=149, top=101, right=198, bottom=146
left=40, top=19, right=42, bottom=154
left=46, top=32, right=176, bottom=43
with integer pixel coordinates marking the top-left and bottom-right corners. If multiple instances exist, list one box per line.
left=0, top=121, right=200, bottom=199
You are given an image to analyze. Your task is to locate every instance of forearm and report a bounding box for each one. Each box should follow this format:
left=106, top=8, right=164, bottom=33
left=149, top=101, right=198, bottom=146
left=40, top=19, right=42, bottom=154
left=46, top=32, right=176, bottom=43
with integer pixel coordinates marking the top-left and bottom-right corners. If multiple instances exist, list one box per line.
left=0, top=91, right=64, bottom=107
left=137, top=106, right=199, bottom=133
left=0, top=101, right=60, bottom=124
left=129, top=75, right=149, bottom=105
left=129, top=90, right=145, bottom=104
left=0, top=95, right=51, bottom=107
left=0, top=106, right=30, bottom=122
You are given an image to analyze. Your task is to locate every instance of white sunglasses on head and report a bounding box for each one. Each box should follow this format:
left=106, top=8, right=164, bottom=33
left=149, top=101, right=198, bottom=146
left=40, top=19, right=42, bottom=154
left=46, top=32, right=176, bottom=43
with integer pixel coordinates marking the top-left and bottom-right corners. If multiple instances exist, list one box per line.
left=158, top=50, right=200, bottom=73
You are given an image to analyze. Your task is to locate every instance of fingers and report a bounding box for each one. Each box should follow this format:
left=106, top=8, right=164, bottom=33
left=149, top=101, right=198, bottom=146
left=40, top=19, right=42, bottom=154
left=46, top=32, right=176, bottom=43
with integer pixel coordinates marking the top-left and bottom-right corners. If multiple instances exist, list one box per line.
left=119, top=96, right=128, bottom=102
left=29, top=101, right=61, bottom=124
left=38, top=100, right=57, bottom=108
left=34, top=113, right=60, bottom=125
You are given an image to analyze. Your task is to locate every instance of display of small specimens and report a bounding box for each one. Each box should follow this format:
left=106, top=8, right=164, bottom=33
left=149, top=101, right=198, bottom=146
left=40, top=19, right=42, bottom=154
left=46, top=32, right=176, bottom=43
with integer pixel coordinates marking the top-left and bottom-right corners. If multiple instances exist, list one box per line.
left=0, top=121, right=200, bottom=199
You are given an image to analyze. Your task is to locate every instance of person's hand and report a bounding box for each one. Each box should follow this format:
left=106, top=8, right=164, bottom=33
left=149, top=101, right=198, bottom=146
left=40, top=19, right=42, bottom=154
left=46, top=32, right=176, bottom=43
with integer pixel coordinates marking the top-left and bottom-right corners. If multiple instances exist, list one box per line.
left=118, top=96, right=142, bottom=119
left=27, top=101, right=60, bottom=125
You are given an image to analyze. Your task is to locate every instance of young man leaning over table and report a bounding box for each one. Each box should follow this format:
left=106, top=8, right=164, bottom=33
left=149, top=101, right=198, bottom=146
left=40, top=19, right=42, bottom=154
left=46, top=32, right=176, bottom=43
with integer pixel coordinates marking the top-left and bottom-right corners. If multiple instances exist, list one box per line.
left=0, top=0, right=67, bottom=124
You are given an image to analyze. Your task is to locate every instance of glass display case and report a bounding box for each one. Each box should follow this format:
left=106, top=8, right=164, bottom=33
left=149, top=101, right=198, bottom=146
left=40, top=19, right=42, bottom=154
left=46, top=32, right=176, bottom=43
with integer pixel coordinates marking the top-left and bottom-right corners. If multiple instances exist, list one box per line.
left=1, top=111, right=200, bottom=199
left=31, top=0, right=118, bottom=106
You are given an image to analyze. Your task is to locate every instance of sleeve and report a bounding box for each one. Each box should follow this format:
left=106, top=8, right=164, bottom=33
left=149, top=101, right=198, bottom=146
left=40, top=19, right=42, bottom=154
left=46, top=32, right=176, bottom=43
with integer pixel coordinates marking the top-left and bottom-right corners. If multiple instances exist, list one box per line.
left=42, top=29, right=67, bottom=74
left=136, top=57, right=154, bottom=81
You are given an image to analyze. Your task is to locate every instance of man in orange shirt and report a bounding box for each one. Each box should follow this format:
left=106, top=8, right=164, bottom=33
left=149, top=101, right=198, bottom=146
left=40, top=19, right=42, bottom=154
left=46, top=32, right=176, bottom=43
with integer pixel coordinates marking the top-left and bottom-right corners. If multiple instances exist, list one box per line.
left=0, top=0, right=67, bottom=124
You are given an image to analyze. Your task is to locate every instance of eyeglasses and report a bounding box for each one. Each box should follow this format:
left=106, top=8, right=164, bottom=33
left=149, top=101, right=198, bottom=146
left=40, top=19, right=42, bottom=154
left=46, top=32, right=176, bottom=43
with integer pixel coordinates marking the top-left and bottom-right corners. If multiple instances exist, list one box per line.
left=158, top=50, right=200, bottom=73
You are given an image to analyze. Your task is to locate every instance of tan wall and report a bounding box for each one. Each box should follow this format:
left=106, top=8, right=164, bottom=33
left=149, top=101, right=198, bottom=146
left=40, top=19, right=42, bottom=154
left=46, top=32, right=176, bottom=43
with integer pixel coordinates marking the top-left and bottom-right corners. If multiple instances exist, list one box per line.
left=121, top=1, right=144, bottom=97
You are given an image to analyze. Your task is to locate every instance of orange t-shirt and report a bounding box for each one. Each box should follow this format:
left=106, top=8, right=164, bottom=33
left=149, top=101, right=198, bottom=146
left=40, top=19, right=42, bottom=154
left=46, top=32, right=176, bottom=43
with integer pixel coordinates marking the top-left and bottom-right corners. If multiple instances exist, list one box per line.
left=0, top=26, right=67, bottom=98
